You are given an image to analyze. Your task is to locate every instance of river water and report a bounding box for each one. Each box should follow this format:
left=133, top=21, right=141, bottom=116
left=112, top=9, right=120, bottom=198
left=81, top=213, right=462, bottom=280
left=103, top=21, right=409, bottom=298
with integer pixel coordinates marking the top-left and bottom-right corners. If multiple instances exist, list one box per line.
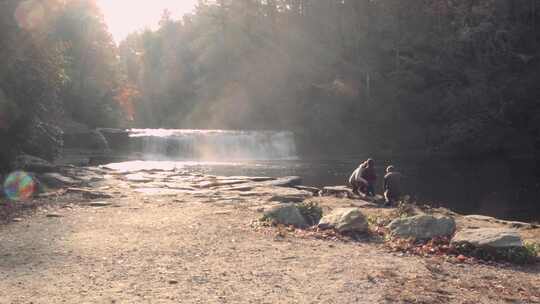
left=101, top=129, right=540, bottom=222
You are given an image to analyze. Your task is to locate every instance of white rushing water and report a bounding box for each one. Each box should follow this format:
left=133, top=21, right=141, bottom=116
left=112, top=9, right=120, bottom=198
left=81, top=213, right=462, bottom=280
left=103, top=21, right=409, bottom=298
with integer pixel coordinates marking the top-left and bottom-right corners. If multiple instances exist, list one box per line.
left=127, top=129, right=298, bottom=161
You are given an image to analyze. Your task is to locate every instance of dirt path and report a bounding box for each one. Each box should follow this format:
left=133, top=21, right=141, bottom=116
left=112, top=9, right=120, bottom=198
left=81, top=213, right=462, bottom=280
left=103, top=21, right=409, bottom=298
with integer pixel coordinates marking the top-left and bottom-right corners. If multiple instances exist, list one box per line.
left=0, top=168, right=539, bottom=303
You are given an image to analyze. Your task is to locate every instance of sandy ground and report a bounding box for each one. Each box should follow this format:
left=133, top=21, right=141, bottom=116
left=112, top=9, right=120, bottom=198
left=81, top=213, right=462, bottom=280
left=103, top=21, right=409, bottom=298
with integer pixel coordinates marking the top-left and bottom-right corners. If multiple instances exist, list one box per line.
left=0, top=168, right=539, bottom=304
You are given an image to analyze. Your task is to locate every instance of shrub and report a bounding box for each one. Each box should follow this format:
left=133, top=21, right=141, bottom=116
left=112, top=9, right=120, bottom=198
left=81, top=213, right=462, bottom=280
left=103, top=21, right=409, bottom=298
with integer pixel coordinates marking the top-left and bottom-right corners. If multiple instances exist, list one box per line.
left=453, top=242, right=539, bottom=265
left=297, top=201, right=323, bottom=226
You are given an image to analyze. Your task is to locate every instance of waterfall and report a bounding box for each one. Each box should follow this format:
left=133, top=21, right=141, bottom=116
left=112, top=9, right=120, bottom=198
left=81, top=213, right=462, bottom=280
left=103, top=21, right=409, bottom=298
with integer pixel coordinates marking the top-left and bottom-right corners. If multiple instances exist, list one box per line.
left=128, top=129, right=297, bottom=161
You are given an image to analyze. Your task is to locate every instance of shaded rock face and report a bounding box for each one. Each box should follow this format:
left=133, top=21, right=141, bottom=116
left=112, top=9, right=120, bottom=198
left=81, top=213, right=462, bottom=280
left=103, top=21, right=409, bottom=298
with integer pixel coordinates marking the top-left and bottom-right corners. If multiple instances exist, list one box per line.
left=38, top=173, right=81, bottom=188
left=11, top=154, right=57, bottom=173
left=63, top=130, right=109, bottom=151
left=97, top=128, right=130, bottom=152
left=387, top=214, right=456, bottom=240
left=451, top=228, right=523, bottom=248
left=318, top=208, right=368, bottom=233
left=263, top=204, right=308, bottom=228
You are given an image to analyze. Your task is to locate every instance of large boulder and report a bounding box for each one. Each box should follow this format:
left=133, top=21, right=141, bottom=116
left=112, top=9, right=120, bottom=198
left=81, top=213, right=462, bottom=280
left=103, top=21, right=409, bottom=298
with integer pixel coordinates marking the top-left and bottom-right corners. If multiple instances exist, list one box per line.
left=387, top=214, right=456, bottom=240
left=262, top=204, right=308, bottom=228
left=451, top=228, right=523, bottom=248
left=318, top=208, right=368, bottom=233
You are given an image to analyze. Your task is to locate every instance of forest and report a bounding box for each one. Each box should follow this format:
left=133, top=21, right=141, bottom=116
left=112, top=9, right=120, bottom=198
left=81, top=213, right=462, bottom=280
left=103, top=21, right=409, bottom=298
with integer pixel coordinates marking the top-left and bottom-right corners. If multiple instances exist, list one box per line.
left=1, top=0, right=540, bottom=170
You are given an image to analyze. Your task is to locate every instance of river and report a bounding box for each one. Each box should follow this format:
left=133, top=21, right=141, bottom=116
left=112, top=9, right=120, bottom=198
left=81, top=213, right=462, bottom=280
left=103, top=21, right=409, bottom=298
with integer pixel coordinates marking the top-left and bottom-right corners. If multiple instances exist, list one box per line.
left=99, top=129, right=540, bottom=222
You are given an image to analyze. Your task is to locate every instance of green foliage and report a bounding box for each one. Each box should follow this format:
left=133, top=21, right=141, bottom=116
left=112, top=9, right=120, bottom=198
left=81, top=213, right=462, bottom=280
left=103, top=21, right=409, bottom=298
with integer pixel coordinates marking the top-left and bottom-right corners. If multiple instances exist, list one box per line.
left=297, top=201, right=323, bottom=226
left=393, top=202, right=416, bottom=218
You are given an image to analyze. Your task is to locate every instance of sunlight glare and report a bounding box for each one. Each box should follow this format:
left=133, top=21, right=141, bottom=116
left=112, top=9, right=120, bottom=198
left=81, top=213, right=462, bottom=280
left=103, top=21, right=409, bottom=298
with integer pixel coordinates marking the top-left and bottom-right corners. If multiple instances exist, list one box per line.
left=96, top=0, right=198, bottom=42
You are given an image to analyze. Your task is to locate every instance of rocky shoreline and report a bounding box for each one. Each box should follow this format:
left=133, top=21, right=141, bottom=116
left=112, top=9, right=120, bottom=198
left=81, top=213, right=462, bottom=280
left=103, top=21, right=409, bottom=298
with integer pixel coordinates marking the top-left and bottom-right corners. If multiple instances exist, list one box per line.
left=3, top=160, right=539, bottom=258
left=1, top=161, right=539, bottom=302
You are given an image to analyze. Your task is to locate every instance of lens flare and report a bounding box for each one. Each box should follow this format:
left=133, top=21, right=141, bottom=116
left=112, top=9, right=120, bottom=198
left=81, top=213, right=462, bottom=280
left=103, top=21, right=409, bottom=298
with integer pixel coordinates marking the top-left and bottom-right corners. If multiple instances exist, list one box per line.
left=3, top=171, right=36, bottom=201
left=14, top=0, right=46, bottom=31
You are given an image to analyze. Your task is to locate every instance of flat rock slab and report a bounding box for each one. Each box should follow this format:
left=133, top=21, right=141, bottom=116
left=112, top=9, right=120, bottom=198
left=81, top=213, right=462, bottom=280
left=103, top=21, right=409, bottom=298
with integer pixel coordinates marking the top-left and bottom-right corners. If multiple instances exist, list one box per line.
left=220, top=185, right=254, bottom=192
left=321, top=186, right=355, bottom=198
left=294, top=186, right=321, bottom=195
left=451, top=228, right=523, bottom=248
left=124, top=173, right=154, bottom=183
left=133, top=188, right=191, bottom=196
left=464, top=215, right=537, bottom=229
left=101, top=161, right=181, bottom=173
left=196, top=180, right=248, bottom=188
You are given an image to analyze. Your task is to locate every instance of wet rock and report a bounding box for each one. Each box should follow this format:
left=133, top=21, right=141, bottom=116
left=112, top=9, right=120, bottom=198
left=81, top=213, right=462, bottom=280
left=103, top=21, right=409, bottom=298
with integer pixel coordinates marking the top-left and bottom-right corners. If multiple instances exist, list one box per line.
left=248, top=177, right=275, bottom=182
left=11, top=154, right=57, bottom=173
left=294, top=186, right=321, bottom=195
left=451, top=228, right=523, bottom=248
left=38, top=173, right=81, bottom=188
left=318, top=208, right=368, bottom=233
left=387, top=214, right=456, bottom=240
left=262, top=204, right=308, bottom=228
left=269, top=191, right=312, bottom=203
left=239, top=191, right=266, bottom=197
left=222, top=185, right=254, bottom=192
left=196, top=180, right=247, bottom=188
left=264, top=176, right=302, bottom=187
left=87, top=201, right=112, bottom=207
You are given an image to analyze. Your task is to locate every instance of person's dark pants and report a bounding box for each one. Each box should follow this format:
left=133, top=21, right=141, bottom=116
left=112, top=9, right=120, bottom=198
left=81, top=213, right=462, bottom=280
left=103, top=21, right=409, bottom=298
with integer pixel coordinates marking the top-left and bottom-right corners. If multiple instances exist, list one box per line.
left=351, top=181, right=363, bottom=195
left=351, top=180, right=368, bottom=195
left=384, top=190, right=401, bottom=205
left=366, top=184, right=375, bottom=197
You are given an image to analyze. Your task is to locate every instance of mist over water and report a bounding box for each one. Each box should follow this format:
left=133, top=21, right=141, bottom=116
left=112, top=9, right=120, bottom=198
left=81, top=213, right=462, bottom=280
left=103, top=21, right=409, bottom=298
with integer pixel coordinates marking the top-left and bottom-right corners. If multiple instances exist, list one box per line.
left=128, top=129, right=297, bottom=161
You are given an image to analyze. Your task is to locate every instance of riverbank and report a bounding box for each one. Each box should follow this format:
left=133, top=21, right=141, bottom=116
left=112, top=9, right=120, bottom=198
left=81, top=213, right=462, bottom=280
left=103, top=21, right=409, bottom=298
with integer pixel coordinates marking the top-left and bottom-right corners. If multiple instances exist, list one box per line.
left=0, top=164, right=539, bottom=303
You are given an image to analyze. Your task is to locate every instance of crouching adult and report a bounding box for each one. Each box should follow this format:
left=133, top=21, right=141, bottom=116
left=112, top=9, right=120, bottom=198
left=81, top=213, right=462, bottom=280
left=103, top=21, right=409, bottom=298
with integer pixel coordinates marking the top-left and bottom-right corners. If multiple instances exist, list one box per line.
left=349, top=164, right=368, bottom=195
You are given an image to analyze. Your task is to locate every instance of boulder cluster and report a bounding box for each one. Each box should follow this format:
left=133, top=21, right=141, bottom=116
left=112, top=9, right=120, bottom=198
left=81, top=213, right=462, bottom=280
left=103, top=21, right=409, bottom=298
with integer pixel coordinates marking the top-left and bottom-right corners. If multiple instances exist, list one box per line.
left=263, top=203, right=528, bottom=255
